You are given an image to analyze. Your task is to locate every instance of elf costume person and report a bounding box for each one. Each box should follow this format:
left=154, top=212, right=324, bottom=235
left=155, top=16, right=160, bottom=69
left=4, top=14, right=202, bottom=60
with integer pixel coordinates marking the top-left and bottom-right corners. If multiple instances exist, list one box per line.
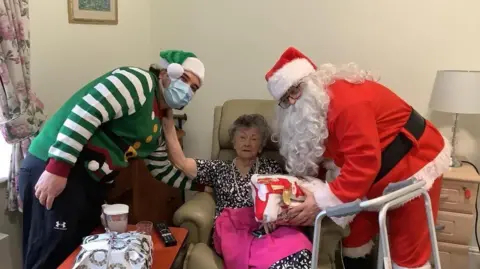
left=264, top=47, right=451, bottom=269
left=19, top=50, right=204, bottom=269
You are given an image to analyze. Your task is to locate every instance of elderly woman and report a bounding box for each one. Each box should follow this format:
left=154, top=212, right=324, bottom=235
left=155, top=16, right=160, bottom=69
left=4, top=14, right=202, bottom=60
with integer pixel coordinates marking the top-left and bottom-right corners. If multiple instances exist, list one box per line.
left=162, top=112, right=312, bottom=269
left=165, top=113, right=282, bottom=218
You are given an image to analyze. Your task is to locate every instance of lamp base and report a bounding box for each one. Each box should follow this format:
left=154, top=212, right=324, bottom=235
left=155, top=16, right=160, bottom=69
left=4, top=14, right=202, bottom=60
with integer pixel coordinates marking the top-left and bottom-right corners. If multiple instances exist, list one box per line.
left=450, top=155, right=463, bottom=168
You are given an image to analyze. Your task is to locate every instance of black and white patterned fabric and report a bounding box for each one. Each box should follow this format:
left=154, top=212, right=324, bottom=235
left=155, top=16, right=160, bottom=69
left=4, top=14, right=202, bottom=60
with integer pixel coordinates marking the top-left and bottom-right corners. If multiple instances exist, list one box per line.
left=195, top=158, right=282, bottom=218
left=194, top=157, right=311, bottom=269
left=270, top=249, right=312, bottom=269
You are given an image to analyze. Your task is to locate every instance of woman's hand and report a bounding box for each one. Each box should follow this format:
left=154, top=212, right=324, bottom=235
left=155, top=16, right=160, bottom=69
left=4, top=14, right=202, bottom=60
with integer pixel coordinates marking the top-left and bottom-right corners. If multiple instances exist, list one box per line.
left=34, top=171, right=67, bottom=210
left=274, top=211, right=291, bottom=226
left=285, top=187, right=320, bottom=226
left=260, top=222, right=277, bottom=234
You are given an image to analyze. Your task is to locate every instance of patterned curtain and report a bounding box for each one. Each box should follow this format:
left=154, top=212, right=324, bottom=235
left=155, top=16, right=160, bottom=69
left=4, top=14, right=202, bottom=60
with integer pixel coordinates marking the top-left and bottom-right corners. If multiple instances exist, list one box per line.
left=0, top=0, right=46, bottom=212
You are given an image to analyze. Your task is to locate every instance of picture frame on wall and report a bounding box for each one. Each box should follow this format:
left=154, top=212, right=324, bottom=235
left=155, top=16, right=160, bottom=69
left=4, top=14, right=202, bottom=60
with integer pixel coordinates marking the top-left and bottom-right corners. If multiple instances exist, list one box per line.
left=68, top=0, right=118, bottom=25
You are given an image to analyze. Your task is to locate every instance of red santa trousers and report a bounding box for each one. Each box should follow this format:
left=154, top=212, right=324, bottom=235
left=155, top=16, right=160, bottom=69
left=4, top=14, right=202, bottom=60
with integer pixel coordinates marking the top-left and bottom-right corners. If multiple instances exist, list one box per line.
left=342, top=177, right=442, bottom=268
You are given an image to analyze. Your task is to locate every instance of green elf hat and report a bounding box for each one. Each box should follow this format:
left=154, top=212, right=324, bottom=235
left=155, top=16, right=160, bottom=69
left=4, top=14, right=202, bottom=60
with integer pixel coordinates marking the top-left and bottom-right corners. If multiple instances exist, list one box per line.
left=159, top=50, right=205, bottom=84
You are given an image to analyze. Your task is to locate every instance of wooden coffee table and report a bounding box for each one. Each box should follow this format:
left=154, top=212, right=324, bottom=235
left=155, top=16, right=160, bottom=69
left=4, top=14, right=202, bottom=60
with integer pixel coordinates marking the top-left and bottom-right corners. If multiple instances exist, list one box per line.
left=58, top=225, right=189, bottom=269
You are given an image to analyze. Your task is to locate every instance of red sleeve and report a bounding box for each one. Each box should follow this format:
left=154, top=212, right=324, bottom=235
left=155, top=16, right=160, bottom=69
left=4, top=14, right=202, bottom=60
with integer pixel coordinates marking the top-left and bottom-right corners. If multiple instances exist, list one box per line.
left=329, top=102, right=381, bottom=202
left=293, top=102, right=383, bottom=228
left=45, top=158, right=73, bottom=178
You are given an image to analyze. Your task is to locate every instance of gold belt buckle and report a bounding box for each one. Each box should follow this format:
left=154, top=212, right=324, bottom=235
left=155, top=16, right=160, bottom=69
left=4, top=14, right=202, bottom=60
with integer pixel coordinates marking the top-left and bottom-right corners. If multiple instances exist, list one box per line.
left=124, top=146, right=137, bottom=161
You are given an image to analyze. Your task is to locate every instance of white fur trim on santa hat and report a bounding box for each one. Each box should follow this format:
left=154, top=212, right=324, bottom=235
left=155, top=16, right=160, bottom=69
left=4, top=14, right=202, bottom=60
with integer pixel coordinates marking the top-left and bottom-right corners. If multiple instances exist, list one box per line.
left=183, top=57, right=205, bottom=84
left=267, top=58, right=316, bottom=100
left=393, top=262, right=431, bottom=269
left=299, top=177, right=355, bottom=228
left=342, top=240, right=374, bottom=258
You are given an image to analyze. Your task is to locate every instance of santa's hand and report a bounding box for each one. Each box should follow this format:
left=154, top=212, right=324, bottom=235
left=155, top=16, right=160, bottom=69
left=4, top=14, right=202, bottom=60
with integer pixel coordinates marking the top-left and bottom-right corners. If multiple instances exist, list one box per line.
left=286, top=187, right=320, bottom=226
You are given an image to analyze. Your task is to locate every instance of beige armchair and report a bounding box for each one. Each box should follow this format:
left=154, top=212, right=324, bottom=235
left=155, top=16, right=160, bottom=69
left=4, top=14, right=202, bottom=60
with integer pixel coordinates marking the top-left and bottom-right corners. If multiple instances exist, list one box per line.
left=173, top=99, right=347, bottom=269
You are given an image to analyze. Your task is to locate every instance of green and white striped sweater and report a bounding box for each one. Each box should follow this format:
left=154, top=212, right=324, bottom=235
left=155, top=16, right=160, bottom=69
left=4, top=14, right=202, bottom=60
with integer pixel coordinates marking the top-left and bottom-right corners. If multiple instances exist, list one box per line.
left=29, top=66, right=197, bottom=190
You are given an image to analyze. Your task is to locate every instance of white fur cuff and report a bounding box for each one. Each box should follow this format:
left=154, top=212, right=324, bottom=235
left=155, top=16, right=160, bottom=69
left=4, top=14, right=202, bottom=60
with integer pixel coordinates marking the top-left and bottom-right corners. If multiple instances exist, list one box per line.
left=342, top=240, right=374, bottom=258
left=323, top=159, right=341, bottom=182
left=393, top=262, right=431, bottom=269
left=301, top=178, right=355, bottom=228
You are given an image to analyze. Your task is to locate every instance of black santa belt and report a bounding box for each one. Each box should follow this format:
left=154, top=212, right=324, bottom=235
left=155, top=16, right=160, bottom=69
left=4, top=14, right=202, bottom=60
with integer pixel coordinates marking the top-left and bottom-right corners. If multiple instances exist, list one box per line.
left=373, top=108, right=426, bottom=184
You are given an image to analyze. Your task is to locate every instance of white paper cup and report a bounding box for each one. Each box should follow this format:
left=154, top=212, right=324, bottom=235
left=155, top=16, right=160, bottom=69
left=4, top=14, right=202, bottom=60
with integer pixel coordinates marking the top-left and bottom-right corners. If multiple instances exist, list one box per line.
left=101, top=204, right=129, bottom=233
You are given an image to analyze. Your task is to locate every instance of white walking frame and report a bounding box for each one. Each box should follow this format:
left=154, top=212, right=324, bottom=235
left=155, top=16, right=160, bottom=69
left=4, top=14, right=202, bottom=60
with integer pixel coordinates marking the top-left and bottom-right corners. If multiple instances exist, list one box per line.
left=310, top=178, right=442, bottom=269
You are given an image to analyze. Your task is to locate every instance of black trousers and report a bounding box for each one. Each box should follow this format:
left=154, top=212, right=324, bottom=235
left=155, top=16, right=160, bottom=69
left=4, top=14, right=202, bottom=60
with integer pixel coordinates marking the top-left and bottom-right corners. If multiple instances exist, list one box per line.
left=18, top=154, right=111, bottom=269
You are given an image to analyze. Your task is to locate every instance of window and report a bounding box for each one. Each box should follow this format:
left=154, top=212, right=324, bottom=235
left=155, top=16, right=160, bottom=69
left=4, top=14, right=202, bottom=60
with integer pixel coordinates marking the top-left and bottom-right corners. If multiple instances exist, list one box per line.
left=0, top=136, right=12, bottom=182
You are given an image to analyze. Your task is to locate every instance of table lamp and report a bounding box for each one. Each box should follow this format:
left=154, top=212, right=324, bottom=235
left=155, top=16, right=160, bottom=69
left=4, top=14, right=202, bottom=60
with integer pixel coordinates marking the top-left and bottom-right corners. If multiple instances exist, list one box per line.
left=429, top=70, right=480, bottom=167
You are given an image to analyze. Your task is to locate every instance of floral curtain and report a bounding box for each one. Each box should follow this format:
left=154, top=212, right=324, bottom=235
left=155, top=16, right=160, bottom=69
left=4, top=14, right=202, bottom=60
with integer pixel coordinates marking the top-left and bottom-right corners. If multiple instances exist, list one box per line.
left=0, top=0, right=46, bottom=212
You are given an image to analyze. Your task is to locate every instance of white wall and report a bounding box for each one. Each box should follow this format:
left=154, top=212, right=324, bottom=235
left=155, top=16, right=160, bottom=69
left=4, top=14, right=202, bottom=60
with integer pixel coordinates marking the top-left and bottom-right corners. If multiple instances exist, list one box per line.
left=151, top=0, right=480, bottom=166
left=30, top=0, right=153, bottom=115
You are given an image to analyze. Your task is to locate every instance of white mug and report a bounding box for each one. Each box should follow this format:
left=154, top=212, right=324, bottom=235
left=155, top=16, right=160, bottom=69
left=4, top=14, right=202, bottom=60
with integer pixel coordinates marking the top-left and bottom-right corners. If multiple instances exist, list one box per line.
left=100, top=204, right=129, bottom=233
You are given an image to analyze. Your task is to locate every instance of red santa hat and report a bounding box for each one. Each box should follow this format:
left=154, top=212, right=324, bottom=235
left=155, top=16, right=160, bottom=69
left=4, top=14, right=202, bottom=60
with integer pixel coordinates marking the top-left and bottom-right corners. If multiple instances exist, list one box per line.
left=265, top=47, right=317, bottom=100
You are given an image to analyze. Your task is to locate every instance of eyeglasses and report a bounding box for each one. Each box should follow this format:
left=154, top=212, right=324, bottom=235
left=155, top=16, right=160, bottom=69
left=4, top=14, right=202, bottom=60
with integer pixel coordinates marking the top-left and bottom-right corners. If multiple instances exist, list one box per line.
left=278, top=83, right=303, bottom=109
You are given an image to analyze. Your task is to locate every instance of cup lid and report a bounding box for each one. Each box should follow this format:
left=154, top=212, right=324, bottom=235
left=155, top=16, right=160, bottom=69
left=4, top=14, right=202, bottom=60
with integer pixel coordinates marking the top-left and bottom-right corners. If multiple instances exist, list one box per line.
left=103, top=204, right=129, bottom=215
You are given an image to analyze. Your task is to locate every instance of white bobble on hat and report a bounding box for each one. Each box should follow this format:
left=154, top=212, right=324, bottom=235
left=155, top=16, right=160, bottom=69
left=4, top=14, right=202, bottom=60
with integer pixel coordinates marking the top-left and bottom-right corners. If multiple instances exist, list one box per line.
left=87, top=160, right=100, bottom=171
left=167, top=63, right=184, bottom=79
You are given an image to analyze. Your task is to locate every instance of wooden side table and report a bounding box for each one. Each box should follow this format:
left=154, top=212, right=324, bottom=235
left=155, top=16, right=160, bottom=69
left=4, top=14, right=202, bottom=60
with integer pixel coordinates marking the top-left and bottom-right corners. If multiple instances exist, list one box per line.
left=58, top=225, right=189, bottom=269
left=107, top=114, right=188, bottom=225
left=437, top=162, right=480, bottom=269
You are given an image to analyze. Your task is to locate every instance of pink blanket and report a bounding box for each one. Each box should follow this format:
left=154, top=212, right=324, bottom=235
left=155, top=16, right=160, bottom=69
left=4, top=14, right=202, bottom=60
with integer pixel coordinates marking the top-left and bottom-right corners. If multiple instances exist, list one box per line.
left=214, top=207, right=312, bottom=269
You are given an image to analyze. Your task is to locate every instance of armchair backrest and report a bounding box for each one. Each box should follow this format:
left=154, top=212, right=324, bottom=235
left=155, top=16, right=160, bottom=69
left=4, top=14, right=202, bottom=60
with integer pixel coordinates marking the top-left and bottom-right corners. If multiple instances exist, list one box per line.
left=211, top=99, right=284, bottom=167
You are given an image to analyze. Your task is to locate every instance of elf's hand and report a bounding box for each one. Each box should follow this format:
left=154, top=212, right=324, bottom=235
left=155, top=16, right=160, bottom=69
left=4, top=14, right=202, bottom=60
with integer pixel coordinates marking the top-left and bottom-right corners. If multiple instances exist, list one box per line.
left=35, top=171, right=67, bottom=210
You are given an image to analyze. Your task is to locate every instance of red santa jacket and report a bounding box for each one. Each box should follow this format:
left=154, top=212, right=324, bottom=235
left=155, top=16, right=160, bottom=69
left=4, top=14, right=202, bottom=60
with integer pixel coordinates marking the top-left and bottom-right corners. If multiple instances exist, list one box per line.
left=306, top=80, right=451, bottom=227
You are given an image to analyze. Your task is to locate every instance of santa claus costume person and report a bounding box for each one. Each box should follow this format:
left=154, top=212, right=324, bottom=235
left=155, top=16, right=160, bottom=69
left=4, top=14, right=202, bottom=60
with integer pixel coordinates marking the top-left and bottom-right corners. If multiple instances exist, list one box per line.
left=264, top=47, right=451, bottom=269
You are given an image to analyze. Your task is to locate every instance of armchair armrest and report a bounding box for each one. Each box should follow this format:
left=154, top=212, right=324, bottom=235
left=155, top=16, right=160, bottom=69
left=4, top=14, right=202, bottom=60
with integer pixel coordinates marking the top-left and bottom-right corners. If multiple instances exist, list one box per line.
left=173, top=192, right=216, bottom=245
left=186, top=243, right=224, bottom=269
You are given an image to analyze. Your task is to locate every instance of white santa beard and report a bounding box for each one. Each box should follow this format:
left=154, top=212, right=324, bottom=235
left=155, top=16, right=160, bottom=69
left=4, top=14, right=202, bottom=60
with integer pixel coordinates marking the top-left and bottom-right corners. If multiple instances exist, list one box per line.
left=275, top=80, right=330, bottom=177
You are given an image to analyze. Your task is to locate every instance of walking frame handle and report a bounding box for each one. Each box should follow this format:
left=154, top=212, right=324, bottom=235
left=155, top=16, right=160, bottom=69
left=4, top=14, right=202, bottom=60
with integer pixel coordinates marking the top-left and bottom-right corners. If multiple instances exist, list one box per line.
left=325, top=199, right=363, bottom=218
left=383, top=178, right=416, bottom=194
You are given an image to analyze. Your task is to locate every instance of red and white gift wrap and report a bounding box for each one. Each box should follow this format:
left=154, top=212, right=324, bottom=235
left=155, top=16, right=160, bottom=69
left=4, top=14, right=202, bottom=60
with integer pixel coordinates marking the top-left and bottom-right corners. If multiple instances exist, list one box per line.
left=251, top=174, right=308, bottom=223
left=250, top=170, right=338, bottom=224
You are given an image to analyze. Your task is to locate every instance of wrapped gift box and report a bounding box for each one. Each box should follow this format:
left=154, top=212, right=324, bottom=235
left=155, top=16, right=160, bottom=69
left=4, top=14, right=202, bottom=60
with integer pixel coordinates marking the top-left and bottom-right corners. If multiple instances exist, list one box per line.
left=73, top=231, right=153, bottom=269
left=251, top=174, right=308, bottom=223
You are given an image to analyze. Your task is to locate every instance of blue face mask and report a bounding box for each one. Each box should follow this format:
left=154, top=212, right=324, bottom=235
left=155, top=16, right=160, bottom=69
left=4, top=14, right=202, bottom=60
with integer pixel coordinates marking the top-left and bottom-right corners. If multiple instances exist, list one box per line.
left=163, top=79, right=193, bottom=110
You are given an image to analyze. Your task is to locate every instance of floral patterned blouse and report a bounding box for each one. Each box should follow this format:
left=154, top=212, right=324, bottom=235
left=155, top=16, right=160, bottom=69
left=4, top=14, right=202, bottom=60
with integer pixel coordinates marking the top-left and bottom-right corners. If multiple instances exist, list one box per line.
left=194, top=158, right=283, bottom=218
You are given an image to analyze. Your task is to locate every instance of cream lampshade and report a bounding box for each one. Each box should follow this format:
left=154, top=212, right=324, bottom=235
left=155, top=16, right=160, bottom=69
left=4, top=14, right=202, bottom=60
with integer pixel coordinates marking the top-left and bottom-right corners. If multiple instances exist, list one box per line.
left=429, top=70, right=480, bottom=167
